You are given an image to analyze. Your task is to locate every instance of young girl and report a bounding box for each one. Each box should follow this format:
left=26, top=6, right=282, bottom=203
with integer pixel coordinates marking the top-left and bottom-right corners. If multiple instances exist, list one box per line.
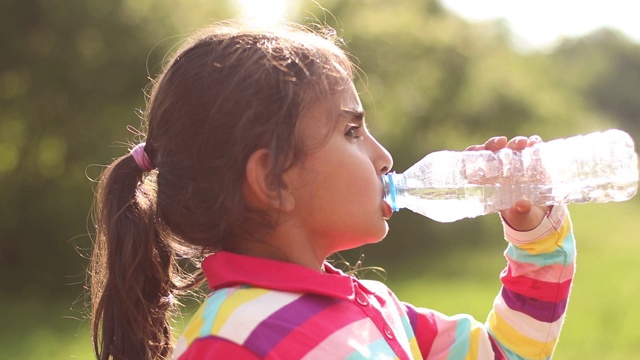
left=90, top=22, right=575, bottom=360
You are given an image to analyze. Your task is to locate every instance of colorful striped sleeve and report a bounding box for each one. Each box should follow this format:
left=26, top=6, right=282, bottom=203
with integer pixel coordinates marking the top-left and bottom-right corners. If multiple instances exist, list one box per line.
left=488, top=205, right=574, bottom=359
left=403, top=303, right=500, bottom=359
left=403, top=205, right=574, bottom=360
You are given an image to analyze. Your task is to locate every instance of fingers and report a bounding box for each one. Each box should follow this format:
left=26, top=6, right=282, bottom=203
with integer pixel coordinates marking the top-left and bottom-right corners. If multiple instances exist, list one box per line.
left=466, top=135, right=543, bottom=152
left=506, top=136, right=528, bottom=150
left=484, top=136, right=507, bottom=152
left=527, top=135, right=542, bottom=146
left=465, top=135, right=542, bottom=152
left=465, top=136, right=507, bottom=151
left=465, top=144, right=484, bottom=151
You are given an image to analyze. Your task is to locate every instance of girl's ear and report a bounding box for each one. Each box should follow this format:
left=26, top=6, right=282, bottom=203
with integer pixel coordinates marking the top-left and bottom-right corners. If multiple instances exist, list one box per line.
left=244, top=148, right=295, bottom=212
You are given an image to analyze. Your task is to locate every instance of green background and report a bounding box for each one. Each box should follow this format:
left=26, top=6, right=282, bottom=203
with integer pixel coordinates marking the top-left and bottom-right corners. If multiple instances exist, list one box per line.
left=2, top=0, right=640, bottom=358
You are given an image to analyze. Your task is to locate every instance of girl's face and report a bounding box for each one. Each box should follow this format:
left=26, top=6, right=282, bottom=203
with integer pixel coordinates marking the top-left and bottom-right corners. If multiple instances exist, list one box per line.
left=283, top=82, right=394, bottom=258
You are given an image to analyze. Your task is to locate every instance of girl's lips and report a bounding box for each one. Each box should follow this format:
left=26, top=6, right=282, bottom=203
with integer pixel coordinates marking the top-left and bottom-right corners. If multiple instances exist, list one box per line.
left=382, top=201, right=393, bottom=220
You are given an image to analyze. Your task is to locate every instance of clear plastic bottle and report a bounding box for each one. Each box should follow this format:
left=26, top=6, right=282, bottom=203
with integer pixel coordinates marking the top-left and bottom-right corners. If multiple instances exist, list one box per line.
left=382, top=129, right=639, bottom=223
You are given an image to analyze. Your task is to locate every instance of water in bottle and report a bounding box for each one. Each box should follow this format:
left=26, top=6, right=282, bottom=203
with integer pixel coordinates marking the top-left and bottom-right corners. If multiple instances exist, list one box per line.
left=382, top=129, right=638, bottom=223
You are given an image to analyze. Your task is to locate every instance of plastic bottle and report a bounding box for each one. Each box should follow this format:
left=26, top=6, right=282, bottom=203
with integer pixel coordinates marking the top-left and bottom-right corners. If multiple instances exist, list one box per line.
left=382, top=129, right=639, bottom=223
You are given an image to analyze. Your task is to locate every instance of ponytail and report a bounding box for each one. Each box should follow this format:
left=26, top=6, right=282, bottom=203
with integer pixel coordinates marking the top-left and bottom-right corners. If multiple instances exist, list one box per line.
left=90, top=151, right=186, bottom=360
left=88, top=22, right=356, bottom=359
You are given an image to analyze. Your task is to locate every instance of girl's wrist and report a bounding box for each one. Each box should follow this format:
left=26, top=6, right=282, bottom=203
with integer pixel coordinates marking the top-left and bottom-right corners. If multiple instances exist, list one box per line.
left=501, top=205, right=566, bottom=246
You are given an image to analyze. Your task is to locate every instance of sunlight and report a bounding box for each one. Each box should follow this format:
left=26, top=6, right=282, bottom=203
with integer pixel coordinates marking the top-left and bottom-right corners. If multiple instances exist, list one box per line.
left=440, top=0, right=640, bottom=49
left=235, top=0, right=291, bottom=26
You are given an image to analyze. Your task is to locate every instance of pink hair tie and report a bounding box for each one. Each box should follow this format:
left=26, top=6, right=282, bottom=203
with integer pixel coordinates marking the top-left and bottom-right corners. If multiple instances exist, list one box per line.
left=130, top=142, right=154, bottom=172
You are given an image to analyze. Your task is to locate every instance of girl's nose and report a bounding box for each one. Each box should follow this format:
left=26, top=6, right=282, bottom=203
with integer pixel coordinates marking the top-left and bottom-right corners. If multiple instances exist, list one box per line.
left=370, top=137, right=393, bottom=175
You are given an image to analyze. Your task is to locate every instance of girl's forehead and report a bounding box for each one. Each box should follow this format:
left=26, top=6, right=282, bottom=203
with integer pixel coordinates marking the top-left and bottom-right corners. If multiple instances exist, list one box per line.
left=297, top=83, right=362, bottom=139
left=321, top=82, right=361, bottom=113
left=309, top=83, right=361, bottom=122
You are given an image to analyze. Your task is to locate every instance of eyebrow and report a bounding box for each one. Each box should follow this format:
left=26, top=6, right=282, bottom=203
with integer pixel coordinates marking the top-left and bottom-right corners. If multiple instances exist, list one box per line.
left=339, top=108, right=366, bottom=123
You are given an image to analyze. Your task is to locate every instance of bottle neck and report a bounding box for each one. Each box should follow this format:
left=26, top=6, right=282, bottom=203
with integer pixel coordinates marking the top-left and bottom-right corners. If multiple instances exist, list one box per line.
left=382, top=172, right=404, bottom=212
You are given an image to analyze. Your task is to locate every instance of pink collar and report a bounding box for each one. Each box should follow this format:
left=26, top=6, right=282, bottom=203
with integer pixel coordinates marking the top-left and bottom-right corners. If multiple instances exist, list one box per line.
left=202, top=251, right=379, bottom=301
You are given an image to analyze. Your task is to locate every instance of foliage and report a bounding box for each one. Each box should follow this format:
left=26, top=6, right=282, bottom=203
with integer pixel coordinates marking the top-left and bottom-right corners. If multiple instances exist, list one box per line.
left=0, top=0, right=233, bottom=294
left=552, top=28, right=640, bottom=140
left=2, top=0, right=640, bottom=358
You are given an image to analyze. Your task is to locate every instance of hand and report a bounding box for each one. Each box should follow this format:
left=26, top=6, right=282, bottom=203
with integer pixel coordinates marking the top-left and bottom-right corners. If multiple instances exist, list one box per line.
left=466, top=135, right=549, bottom=231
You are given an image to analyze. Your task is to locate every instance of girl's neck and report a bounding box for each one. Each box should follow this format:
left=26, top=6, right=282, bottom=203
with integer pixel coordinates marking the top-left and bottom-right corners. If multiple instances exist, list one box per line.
left=226, top=235, right=326, bottom=273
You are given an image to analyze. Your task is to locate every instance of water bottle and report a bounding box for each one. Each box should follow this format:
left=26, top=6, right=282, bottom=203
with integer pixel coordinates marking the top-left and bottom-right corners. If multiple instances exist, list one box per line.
left=382, top=129, right=638, bottom=223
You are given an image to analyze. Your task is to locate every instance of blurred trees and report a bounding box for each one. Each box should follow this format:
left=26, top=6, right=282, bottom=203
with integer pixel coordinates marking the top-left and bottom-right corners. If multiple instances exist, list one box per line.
left=0, top=0, right=234, bottom=294
left=1, top=0, right=639, bottom=296
left=552, top=29, right=640, bottom=139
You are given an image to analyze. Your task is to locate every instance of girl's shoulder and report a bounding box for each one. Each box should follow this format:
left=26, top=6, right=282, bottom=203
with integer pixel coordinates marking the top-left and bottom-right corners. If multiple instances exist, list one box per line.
left=180, top=285, right=340, bottom=344
left=186, top=285, right=293, bottom=334
left=175, top=285, right=358, bottom=358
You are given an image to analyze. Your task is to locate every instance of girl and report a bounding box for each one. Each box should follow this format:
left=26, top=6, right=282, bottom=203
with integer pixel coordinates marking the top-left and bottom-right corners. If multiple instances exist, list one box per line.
left=90, top=22, right=575, bottom=360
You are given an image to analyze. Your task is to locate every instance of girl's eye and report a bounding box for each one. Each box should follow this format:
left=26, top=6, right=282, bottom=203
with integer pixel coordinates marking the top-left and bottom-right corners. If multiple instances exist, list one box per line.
left=345, top=125, right=363, bottom=139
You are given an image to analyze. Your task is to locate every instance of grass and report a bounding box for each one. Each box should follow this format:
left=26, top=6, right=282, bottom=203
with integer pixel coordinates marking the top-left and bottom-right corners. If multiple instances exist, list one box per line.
left=550, top=202, right=640, bottom=359
left=388, top=201, right=640, bottom=359
left=4, top=201, right=640, bottom=359
left=0, top=296, right=93, bottom=359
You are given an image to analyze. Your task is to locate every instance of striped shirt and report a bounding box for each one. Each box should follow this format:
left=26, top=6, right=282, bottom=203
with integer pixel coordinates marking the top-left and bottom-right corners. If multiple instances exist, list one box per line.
left=173, top=205, right=574, bottom=359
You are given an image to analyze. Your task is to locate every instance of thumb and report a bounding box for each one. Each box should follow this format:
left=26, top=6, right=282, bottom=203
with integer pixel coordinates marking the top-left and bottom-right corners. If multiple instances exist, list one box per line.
left=500, top=199, right=547, bottom=231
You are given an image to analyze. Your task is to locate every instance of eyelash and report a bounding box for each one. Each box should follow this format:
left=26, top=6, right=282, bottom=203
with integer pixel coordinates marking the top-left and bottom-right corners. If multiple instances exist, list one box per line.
left=345, top=125, right=364, bottom=139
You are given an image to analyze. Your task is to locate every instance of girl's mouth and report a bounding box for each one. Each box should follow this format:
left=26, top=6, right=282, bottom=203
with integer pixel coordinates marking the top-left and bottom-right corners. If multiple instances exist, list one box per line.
left=382, top=200, right=393, bottom=220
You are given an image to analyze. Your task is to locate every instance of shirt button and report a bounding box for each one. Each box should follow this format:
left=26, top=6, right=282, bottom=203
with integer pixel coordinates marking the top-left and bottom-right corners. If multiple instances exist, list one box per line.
left=355, top=293, right=369, bottom=306
left=383, top=326, right=394, bottom=340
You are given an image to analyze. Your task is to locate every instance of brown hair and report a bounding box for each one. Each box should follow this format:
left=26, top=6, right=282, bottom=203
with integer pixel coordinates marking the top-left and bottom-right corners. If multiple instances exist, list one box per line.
left=90, top=22, right=354, bottom=360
